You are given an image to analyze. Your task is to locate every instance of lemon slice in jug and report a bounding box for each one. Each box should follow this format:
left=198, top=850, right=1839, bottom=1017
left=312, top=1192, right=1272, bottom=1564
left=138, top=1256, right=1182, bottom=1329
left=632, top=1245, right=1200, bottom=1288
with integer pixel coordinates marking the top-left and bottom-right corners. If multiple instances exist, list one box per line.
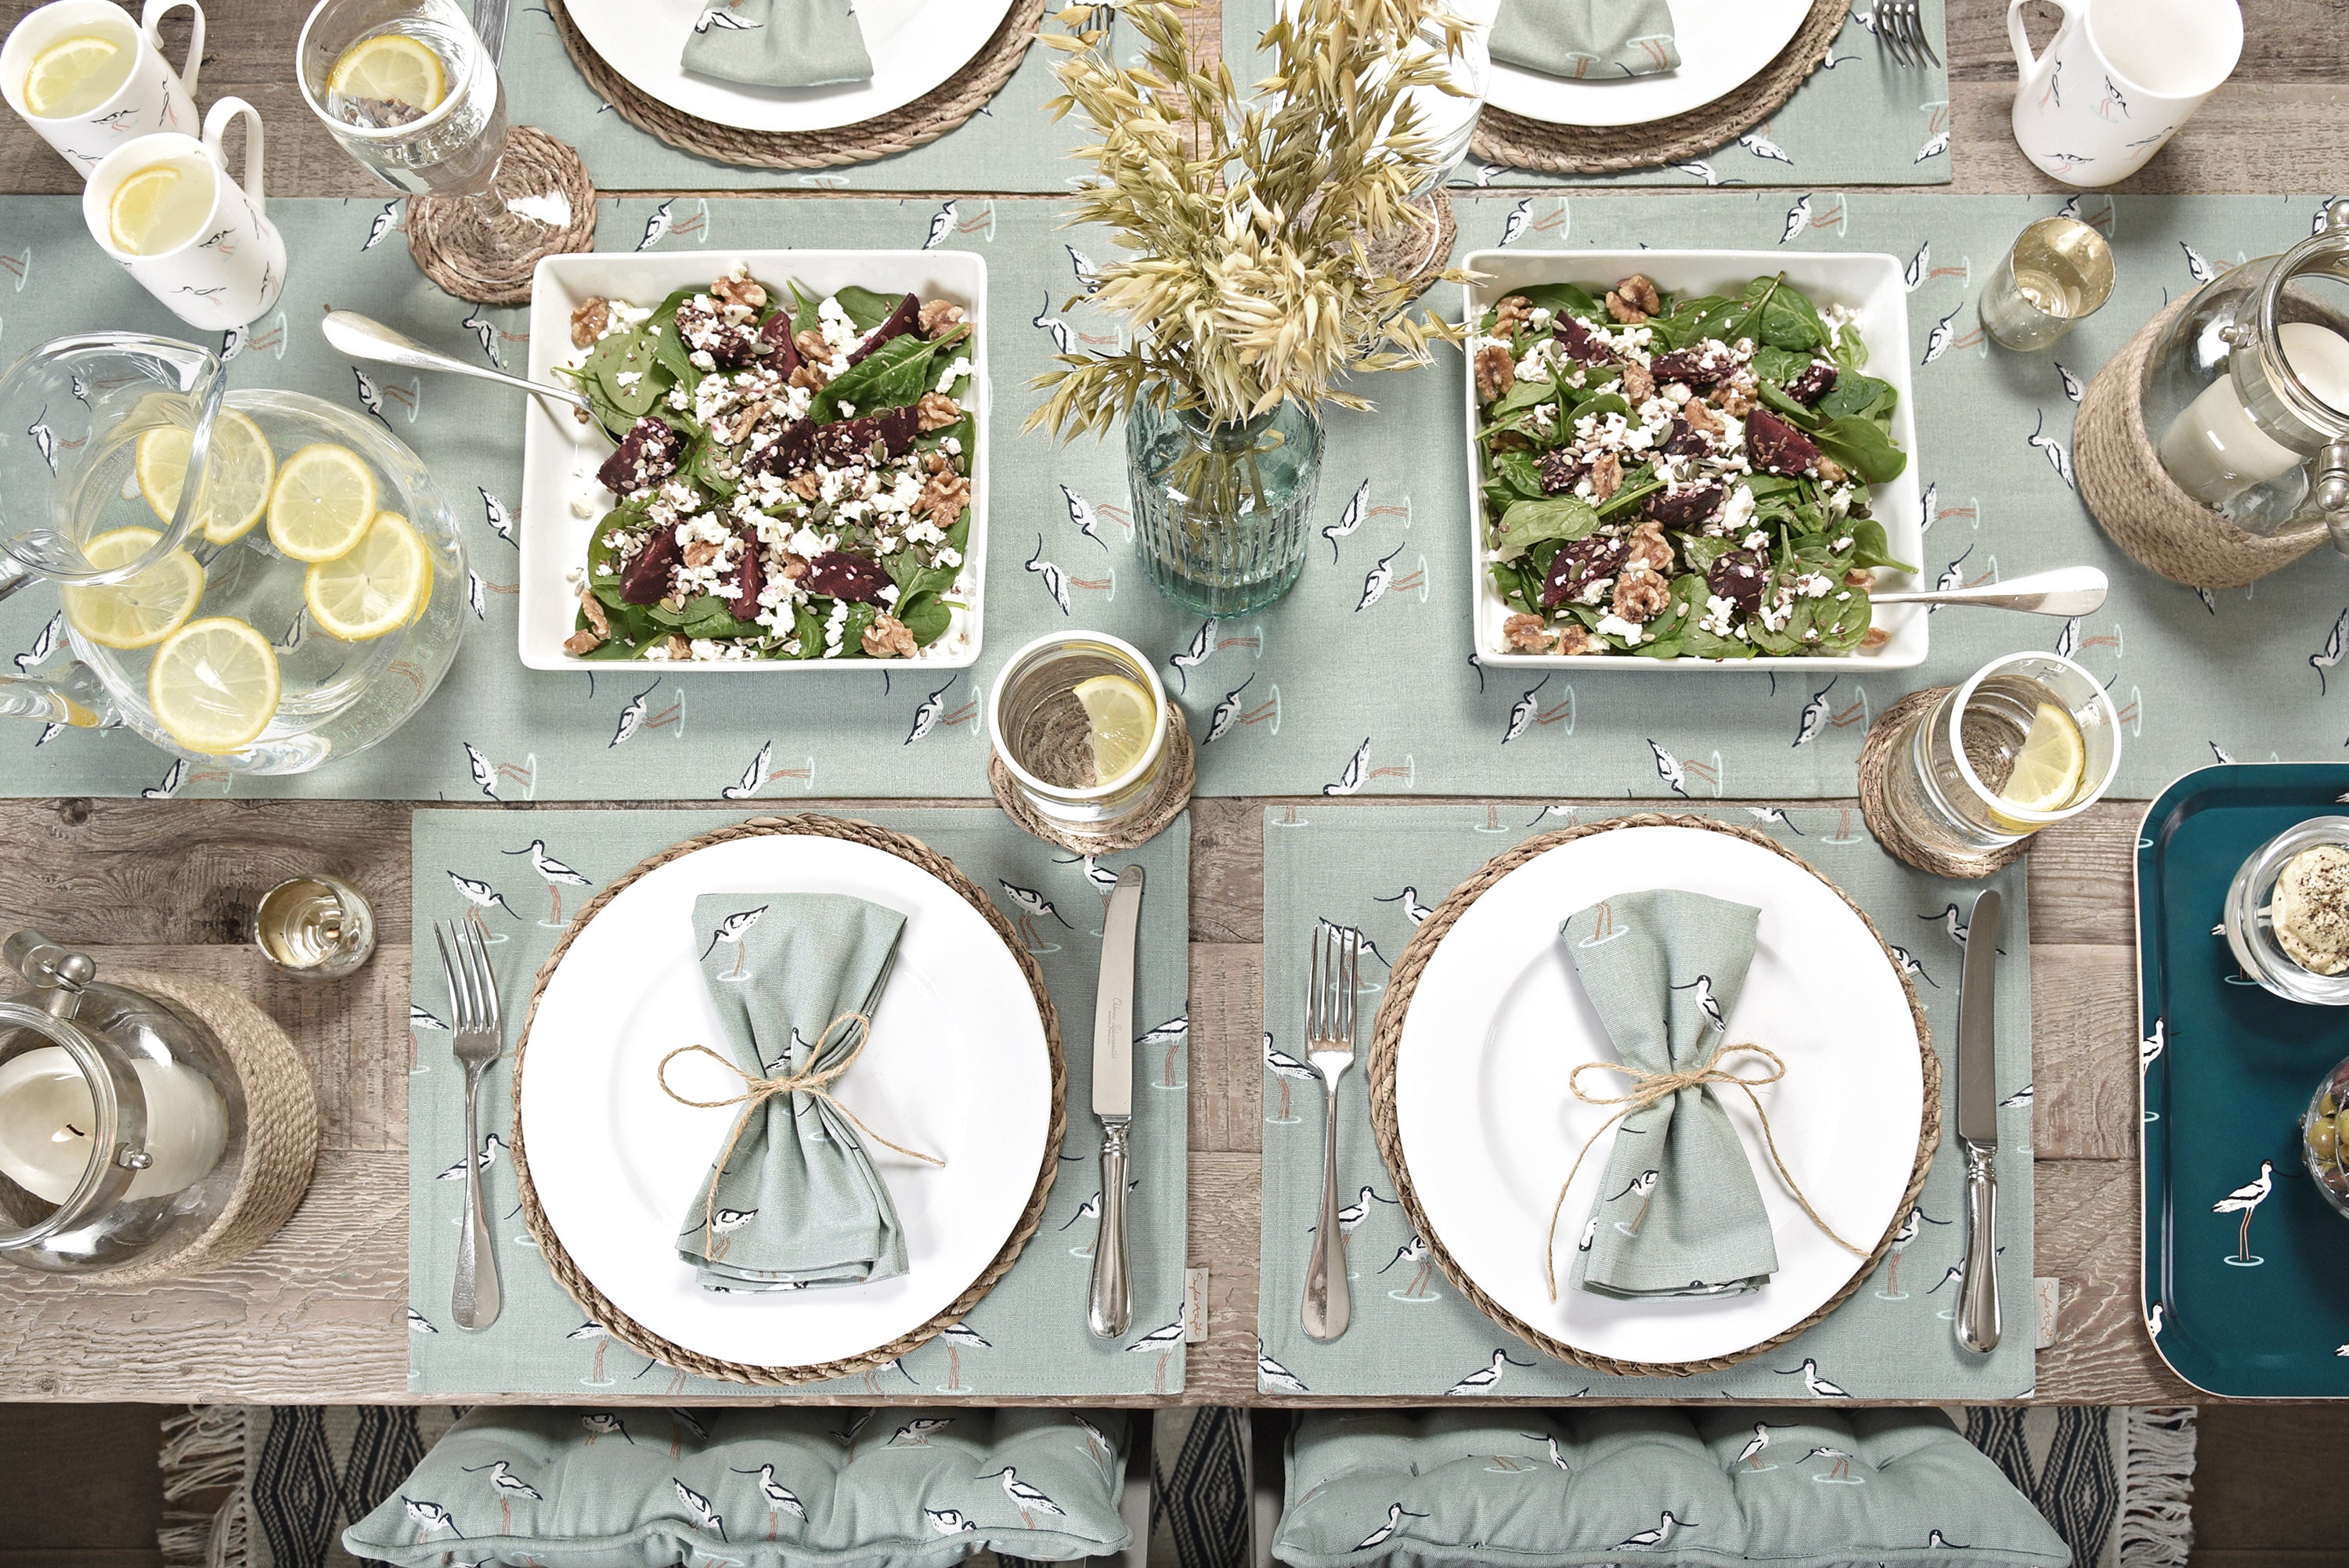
left=59, top=526, right=204, bottom=650
left=136, top=409, right=276, bottom=545
left=147, top=616, right=280, bottom=755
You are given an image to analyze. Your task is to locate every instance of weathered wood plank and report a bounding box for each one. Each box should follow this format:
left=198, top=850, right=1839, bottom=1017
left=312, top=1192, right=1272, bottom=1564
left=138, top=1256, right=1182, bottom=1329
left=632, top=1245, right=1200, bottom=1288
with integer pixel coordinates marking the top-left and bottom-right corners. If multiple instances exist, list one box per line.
left=2032, top=1156, right=2199, bottom=1405
left=1186, top=1150, right=1262, bottom=1407
left=1189, top=943, right=1263, bottom=1156
left=2030, top=943, right=2139, bottom=1162
left=1947, top=81, right=2349, bottom=196
left=1951, top=0, right=2349, bottom=85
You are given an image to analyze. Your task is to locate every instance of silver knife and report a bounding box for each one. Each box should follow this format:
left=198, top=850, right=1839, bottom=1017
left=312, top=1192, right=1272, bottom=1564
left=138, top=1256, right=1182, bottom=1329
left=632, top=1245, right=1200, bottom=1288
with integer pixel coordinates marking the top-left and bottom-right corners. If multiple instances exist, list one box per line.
left=1956, top=887, right=2003, bottom=1354
left=1087, top=865, right=1145, bottom=1339
left=472, top=0, right=511, bottom=65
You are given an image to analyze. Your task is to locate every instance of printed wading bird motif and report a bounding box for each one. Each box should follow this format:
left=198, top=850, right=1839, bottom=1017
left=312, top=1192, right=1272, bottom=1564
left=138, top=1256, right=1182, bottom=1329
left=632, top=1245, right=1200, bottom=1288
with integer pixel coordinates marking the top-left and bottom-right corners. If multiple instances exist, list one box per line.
left=2214, top=1159, right=2274, bottom=1265
left=1128, top=1321, right=1185, bottom=1393
left=936, top=1321, right=990, bottom=1392
left=702, top=905, right=768, bottom=979
left=1775, top=1358, right=1852, bottom=1397
left=1265, top=1035, right=1315, bottom=1123
left=460, top=1461, right=541, bottom=1530
left=1804, top=1445, right=1860, bottom=1483
left=1376, top=886, right=1434, bottom=925
left=1734, top=1422, right=1780, bottom=1472
left=926, top=1509, right=978, bottom=1536
left=567, top=1322, right=615, bottom=1387
left=1445, top=1349, right=1536, bottom=1396
left=1257, top=1340, right=1308, bottom=1392
left=979, top=1466, right=1065, bottom=1528
left=1877, top=1204, right=1950, bottom=1299
left=998, top=881, right=1071, bottom=952
left=401, top=1498, right=461, bottom=1543
left=889, top=1418, right=954, bottom=1448
left=503, top=839, right=591, bottom=925
left=406, top=1307, right=437, bottom=1335
left=673, top=1479, right=725, bottom=1541
left=580, top=1411, right=632, bottom=1445
left=446, top=871, right=520, bottom=940
left=1617, top=1512, right=1697, bottom=1550
left=1381, top=1233, right=1439, bottom=1302
left=729, top=1464, right=805, bottom=1539
left=1356, top=1505, right=1430, bottom=1551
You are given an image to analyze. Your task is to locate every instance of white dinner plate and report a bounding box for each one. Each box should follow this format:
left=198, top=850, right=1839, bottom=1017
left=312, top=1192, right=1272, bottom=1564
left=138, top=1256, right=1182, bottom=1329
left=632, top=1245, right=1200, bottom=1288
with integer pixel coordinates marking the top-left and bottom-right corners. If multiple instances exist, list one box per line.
left=1392, top=824, right=1922, bottom=1367
left=565, top=0, right=1020, bottom=135
left=1484, top=0, right=1813, bottom=129
left=518, top=831, right=1052, bottom=1371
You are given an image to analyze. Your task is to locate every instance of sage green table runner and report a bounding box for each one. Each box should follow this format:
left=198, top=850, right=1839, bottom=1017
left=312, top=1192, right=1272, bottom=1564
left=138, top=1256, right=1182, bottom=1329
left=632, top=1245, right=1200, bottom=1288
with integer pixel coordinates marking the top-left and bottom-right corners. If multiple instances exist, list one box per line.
left=1256, top=802, right=2035, bottom=1400
left=406, top=806, right=1191, bottom=1397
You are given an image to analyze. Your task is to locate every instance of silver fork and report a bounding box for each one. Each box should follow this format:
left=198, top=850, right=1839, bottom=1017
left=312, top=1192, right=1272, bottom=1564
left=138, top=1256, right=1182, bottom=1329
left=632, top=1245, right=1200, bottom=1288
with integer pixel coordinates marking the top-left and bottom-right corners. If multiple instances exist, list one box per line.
left=1872, top=0, right=1941, bottom=67
left=1301, top=921, right=1359, bottom=1343
left=438, top=918, right=504, bottom=1330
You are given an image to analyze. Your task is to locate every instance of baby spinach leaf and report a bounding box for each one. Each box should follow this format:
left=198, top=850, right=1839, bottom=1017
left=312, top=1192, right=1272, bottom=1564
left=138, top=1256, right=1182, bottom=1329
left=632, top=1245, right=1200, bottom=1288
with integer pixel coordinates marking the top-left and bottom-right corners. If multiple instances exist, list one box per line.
left=1493, top=494, right=1600, bottom=560
left=1813, top=416, right=1909, bottom=484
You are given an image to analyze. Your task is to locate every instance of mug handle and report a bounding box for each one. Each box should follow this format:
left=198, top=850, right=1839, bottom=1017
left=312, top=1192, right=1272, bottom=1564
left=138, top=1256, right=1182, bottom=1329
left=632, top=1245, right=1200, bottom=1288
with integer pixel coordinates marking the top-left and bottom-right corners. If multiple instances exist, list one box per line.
left=139, top=0, right=205, bottom=99
left=2007, top=0, right=2072, bottom=89
left=203, top=96, right=264, bottom=215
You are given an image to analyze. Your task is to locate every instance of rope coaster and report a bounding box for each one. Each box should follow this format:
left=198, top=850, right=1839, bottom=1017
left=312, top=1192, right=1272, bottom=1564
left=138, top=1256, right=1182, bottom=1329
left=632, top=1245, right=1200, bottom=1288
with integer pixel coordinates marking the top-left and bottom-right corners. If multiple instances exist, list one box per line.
left=989, top=700, right=1196, bottom=856
left=548, top=0, right=1045, bottom=171
left=509, top=813, right=1066, bottom=1387
left=1359, top=188, right=1458, bottom=305
left=1857, top=687, right=2031, bottom=880
left=2077, top=294, right=2330, bottom=589
left=84, top=970, right=318, bottom=1287
left=1365, top=813, right=1939, bottom=1379
left=1471, top=0, right=1850, bottom=176
left=405, top=127, right=597, bottom=306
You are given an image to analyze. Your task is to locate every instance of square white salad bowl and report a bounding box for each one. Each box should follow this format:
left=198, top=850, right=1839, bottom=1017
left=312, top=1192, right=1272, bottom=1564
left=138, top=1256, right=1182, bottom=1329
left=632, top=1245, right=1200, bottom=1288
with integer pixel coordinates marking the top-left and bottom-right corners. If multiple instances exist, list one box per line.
left=1460, top=248, right=1926, bottom=672
left=518, top=248, right=989, bottom=672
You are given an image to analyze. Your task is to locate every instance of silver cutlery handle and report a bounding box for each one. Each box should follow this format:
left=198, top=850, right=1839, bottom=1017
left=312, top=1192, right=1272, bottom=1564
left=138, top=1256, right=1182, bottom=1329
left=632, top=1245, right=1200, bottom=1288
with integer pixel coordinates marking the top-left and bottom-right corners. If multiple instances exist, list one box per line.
left=1087, top=1121, right=1131, bottom=1339
left=1958, top=1141, right=2000, bottom=1354
left=320, top=310, right=596, bottom=417
left=1302, top=1081, right=1351, bottom=1342
left=1870, top=565, right=2109, bottom=617
left=453, top=1066, right=502, bottom=1330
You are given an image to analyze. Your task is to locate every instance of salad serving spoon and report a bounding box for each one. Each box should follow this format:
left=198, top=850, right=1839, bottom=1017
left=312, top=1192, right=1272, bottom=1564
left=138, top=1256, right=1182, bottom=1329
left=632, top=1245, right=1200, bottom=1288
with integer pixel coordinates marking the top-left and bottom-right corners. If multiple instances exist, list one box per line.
left=320, top=310, right=595, bottom=418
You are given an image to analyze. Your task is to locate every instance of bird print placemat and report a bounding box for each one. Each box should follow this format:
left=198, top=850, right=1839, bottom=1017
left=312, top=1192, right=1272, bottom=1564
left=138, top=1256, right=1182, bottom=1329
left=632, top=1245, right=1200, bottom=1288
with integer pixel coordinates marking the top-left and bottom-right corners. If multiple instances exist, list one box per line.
left=0, top=192, right=2336, bottom=803
left=1224, top=0, right=1951, bottom=187
left=1254, top=802, right=2036, bottom=1400
left=405, top=805, right=1193, bottom=1397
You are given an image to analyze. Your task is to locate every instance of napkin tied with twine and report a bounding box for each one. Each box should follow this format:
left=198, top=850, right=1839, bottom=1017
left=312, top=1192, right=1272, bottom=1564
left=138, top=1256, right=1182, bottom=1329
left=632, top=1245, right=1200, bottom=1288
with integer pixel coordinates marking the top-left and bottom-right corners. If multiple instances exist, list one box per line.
left=664, top=892, right=939, bottom=1292
left=1490, top=0, right=1682, bottom=81
left=681, top=0, right=875, bottom=90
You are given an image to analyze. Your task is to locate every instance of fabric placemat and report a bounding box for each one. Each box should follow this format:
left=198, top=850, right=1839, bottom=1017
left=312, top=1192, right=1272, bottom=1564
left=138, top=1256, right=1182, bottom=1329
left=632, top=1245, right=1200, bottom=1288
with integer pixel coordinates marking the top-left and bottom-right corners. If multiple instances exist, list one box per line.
left=1222, top=0, right=1951, bottom=186
left=1254, top=801, right=2034, bottom=1400
left=405, top=805, right=1191, bottom=1398
left=0, top=193, right=2336, bottom=803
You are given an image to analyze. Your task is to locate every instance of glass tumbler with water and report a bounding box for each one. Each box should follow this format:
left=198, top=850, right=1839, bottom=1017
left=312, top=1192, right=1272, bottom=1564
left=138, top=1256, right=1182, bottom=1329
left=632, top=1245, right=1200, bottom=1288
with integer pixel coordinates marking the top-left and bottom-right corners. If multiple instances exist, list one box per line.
left=988, top=631, right=1179, bottom=843
left=1880, top=651, right=2121, bottom=856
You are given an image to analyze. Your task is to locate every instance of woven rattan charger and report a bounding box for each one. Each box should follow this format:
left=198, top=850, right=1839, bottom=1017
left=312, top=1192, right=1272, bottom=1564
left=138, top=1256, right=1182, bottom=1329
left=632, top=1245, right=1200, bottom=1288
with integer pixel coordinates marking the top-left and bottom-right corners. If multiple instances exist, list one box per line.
left=1470, top=0, right=1851, bottom=176
left=508, top=813, right=1066, bottom=1387
left=1365, top=813, right=1940, bottom=1380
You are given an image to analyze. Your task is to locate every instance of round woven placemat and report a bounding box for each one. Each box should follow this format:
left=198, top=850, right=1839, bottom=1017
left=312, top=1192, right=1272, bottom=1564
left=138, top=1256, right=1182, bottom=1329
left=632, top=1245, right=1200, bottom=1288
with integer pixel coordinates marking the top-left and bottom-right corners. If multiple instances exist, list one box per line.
left=1856, top=686, right=2031, bottom=880
left=1471, top=0, right=1850, bottom=175
left=2076, top=294, right=2330, bottom=589
left=85, top=970, right=318, bottom=1286
left=988, top=701, right=1196, bottom=855
left=406, top=126, right=598, bottom=306
left=508, top=813, right=1066, bottom=1386
left=1365, top=813, right=1939, bottom=1379
left=549, top=0, right=1045, bottom=171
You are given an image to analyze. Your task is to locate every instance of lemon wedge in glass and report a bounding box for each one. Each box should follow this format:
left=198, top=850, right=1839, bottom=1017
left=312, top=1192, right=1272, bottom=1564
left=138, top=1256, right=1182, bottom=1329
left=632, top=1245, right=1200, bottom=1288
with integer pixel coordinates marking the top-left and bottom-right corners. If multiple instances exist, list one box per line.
left=326, top=33, right=446, bottom=117
left=1993, top=701, right=2087, bottom=816
left=23, top=33, right=129, bottom=118
left=147, top=617, right=280, bottom=755
left=1073, top=672, right=1155, bottom=788
left=137, top=410, right=276, bottom=545
left=59, top=526, right=205, bottom=651
left=268, top=443, right=380, bottom=563
left=305, top=512, right=431, bottom=641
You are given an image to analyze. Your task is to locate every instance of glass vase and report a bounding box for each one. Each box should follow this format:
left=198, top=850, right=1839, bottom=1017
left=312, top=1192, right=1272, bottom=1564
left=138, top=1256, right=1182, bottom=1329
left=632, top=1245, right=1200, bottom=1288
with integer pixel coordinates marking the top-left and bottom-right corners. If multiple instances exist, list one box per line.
left=1125, top=399, right=1322, bottom=616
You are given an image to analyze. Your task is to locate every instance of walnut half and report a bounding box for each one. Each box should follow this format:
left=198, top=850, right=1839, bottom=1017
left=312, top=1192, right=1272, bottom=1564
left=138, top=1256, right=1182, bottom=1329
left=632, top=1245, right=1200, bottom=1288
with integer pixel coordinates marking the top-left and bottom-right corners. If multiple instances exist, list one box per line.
left=861, top=613, right=918, bottom=659
left=1492, top=294, right=1534, bottom=337
left=1607, top=273, right=1661, bottom=323
left=1611, top=567, right=1671, bottom=623
left=915, top=391, right=962, bottom=433
left=1474, top=342, right=1516, bottom=403
left=1502, top=612, right=1557, bottom=654
left=919, top=299, right=965, bottom=339
left=569, top=297, right=609, bottom=349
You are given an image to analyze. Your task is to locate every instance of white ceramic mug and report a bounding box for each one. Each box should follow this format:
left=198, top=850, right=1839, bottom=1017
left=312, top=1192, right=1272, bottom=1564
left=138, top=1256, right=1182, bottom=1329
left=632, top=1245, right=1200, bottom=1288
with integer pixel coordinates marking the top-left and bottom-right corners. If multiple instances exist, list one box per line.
left=2008, top=0, right=2243, bottom=187
left=1, top=0, right=204, bottom=179
left=83, top=97, right=285, bottom=333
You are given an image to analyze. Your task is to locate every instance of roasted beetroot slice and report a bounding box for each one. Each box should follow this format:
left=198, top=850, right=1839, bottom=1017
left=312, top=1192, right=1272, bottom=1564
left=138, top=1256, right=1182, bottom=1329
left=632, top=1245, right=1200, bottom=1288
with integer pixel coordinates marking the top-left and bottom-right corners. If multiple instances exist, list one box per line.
left=1539, top=534, right=1628, bottom=610
left=1747, top=409, right=1820, bottom=476
left=1649, top=347, right=1726, bottom=387
left=1785, top=362, right=1839, bottom=406
left=1707, top=550, right=1768, bottom=615
left=1661, top=417, right=1709, bottom=458
left=729, top=528, right=764, bottom=623
left=596, top=416, right=684, bottom=494
left=1646, top=485, right=1723, bottom=527
left=619, top=526, right=681, bottom=605
left=1536, top=450, right=1586, bottom=495
left=803, top=550, right=890, bottom=604
left=1553, top=314, right=1614, bottom=366
left=846, top=293, right=920, bottom=366
left=756, top=315, right=798, bottom=378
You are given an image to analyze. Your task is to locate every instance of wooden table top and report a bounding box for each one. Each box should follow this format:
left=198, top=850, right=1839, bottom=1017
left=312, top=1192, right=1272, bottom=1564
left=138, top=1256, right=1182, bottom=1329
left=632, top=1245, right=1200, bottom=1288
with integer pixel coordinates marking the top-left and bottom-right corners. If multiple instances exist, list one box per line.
left=1, top=0, right=2339, bottom=1406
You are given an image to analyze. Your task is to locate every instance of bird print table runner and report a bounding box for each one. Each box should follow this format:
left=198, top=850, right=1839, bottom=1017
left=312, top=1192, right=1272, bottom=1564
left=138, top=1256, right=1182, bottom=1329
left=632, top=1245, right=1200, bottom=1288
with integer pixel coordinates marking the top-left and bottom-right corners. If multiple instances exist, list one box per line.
left=1256, top=802, right=2035, bottom=1400
left=0, top=193, right=2335, bottom=802
left=406, top=806, right=1192, bottom=1397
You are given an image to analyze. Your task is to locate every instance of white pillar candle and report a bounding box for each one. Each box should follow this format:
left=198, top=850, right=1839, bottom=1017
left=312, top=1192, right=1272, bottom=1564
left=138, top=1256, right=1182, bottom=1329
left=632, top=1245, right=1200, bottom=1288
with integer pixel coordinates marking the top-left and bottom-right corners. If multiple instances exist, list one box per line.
left=2157, top=321, right=2349, bottom=505
left=0, top=1047, right=226, bottom=1205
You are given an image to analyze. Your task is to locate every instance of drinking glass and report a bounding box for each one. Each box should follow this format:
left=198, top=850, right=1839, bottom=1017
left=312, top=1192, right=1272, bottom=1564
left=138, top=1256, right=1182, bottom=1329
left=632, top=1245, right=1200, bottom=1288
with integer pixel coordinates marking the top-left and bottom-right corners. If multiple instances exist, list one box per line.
left=1878, top=651, right=2121, bottom=856
left=988, top=631, right=1178, bottom=842
left=254, top=874, right=376, bottom=980
left=1979, top=217, right=2115, bottom=352
left=1377, top=2, right=1494, bottom=279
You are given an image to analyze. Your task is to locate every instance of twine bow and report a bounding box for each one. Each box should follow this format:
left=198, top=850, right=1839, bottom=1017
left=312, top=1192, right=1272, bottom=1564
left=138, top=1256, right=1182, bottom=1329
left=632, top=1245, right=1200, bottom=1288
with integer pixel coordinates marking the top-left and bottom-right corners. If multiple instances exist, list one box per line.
left=1543, top=1041, right=1864, bottom=1301
left=658, top=1011, right=944, bottom=1256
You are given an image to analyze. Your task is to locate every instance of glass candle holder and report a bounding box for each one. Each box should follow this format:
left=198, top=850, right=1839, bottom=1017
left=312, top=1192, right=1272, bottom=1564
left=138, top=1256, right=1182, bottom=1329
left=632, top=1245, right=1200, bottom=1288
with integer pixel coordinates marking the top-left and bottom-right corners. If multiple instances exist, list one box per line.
left=987, top=631, right=1175, bottom=842
left=1979, top=217, right=2115, bottom=352
left=253, top=874, right=376, bottom=981
left=1878, top=651, right=2122, bottom=856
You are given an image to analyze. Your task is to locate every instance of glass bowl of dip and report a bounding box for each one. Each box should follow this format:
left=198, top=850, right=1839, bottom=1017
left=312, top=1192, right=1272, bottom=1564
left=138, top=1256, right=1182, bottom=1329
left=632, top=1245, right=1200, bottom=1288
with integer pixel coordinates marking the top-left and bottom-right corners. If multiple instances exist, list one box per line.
left=2225, top=816, right=2349, bottom=1005
left=2307, top=1055, right=2349, bottom=1219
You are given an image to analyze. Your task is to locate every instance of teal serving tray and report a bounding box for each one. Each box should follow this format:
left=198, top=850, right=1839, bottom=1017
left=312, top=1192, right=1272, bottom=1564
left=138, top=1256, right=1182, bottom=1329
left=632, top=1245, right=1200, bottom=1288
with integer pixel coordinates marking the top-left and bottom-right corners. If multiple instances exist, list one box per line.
left=2139, top=762, right=2349, bottom=1397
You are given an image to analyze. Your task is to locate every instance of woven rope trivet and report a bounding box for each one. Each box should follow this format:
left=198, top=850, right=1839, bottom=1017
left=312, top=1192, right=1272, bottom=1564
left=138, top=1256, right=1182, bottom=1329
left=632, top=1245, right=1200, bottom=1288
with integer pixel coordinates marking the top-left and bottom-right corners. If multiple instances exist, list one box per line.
left=81, top=970, right=318, bottom=1286
left=1471, top=0, right=1849, bottom=175
left=405, top=126, right=597, bottom=306
left=1856, top=687, right=2030, bottom=880
left=988, top=701, right=1196, bottom=855
left=1366, top=813, right=1939, bottom=1379
left=548, top=0, right=1045, bottom=171
left=2077, top=293, right=2329, bottom=589
left=509, top=813, right=1065, bottom=1387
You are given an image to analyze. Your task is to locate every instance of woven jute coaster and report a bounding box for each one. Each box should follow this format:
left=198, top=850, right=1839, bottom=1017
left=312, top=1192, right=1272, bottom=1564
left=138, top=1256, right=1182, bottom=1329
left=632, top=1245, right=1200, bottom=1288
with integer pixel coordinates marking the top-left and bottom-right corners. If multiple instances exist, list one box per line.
left=81, top=971, right=318, bottom=1286
left=989, top=701, right=1196, bottom=856
left=1856, top=686, right=2030, bottom=880
left=548, top=0, right=1045, bottom=171
left=2077, top=293, right=2330, bottom=589
left=1358, top=188, right=1458, bottom=305
left=1470, top=0, right=1849, bottom=176
left=406, top=127, right=598, bottom=306
left=509, top=813, right=1065, bottom=1386
left=1366, top=813, right=1939, bottom=1379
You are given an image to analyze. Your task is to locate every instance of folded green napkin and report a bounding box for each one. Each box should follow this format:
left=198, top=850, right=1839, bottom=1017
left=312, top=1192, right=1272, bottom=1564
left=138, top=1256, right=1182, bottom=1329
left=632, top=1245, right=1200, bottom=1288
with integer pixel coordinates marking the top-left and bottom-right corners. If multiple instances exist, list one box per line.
left=681, top=0, right=875, bottom=90
left=1558, top=889, right=1778, bottom=1300
left=673, top=891, right=917, bottom=1291
left=1490, top=0, right=1681, bottom=80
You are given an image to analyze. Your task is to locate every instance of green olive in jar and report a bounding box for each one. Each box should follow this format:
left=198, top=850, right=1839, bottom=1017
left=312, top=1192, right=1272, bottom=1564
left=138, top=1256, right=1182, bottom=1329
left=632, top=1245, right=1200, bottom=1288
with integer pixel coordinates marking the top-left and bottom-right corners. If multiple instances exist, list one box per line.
left=2313, top=1116, right=2342, bottom=1162
left=2336, top=1106, right=2349, bottom=1151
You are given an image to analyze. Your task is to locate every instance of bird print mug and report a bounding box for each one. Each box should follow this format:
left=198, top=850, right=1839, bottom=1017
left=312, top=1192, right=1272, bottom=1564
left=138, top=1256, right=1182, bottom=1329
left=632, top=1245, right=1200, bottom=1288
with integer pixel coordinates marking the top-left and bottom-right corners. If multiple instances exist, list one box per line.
left=2007, top=0, right=2242, bottom=186
left=0, top=0, right=204, bottom=179
left=82, top=97, right=286, bottom=333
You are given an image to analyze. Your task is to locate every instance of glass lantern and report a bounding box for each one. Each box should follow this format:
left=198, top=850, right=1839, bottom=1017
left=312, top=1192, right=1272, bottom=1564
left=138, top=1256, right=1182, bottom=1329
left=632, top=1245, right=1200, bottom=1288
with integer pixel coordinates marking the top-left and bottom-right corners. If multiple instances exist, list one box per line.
left=2146, top=196, right=2349, bottom=544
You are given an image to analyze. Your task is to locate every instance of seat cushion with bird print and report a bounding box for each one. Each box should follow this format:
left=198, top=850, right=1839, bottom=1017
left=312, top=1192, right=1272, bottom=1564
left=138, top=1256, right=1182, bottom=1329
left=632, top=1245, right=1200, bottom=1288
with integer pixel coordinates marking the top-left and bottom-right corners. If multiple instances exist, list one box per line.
left=1272, top=1408, right=2071, bottom=1567
left=343, top=1406, right=1131, bottom=1566
left=1490, top=0, right=1682, bottom=81
left=679, top=0, right=873, bottom=91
